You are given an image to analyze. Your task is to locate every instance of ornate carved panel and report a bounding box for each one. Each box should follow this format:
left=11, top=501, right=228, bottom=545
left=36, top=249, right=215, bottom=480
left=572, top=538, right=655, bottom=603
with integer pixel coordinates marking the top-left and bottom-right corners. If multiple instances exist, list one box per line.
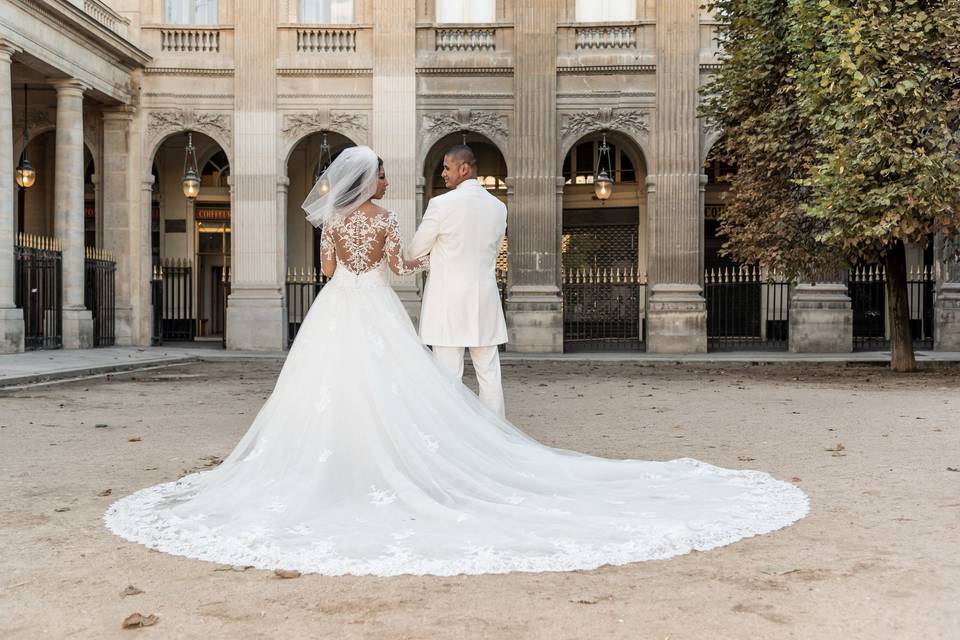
left=280, top=110, right=369, bottom=141
left=146, top=109, right=233, bottom=155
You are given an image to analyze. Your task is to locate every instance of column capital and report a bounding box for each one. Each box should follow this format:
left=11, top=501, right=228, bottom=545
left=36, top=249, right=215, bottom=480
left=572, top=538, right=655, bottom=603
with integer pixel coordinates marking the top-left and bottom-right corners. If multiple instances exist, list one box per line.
left=277, top=176, right=290, bottom=192
left=51, top=78, right=88, bottom=97
left=140, top=175, right=155, bottom=191
left=0, top=40, right=20, bottom=61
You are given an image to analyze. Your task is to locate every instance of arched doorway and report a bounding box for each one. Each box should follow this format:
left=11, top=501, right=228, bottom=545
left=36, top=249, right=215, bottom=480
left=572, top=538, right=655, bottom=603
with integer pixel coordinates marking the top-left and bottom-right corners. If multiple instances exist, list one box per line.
left=283, top=131, right=356, bottom=345
left=422, top=131, right=510, bottom=309
left=560, top=131, right=647, bottom=352
left=150, top=132, right=231, bottom=343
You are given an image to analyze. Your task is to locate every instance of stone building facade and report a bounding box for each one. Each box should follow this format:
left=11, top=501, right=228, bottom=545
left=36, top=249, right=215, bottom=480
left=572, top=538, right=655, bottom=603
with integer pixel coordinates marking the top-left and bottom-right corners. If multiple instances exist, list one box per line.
left=2, top=0, right=958, bottom=354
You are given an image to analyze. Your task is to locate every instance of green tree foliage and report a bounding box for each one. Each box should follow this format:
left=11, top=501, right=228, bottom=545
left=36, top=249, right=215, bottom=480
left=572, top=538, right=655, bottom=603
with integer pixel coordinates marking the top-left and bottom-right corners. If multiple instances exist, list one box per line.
left=702, top=0, right=960, bottom=370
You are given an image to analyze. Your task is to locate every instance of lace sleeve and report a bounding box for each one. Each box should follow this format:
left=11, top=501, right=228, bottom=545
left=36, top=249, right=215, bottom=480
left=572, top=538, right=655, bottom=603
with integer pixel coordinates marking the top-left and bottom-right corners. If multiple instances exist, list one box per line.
left=319, top=225, right=337, bottom=277
left=384, top=212, right=429, bottom=276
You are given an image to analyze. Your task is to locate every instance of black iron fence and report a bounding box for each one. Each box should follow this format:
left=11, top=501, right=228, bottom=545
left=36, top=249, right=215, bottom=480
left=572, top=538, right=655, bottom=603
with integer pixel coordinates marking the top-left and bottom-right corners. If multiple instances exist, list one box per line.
left=286, top=267, right=329, bottom=347
left=151, top=259, right=194, bottom=343
left=849, top=265, right=934, bottom=350
left=562, top=265, right=645, bottom=352
left=15, top=234, right=62, bottom=350
left=705, top=266, right=792, bottom=351
left=84, top=247, right=116, bottom=347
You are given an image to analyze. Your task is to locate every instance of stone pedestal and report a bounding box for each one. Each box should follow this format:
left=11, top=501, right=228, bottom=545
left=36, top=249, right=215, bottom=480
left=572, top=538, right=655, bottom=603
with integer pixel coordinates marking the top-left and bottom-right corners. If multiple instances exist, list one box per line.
left=646, top=284, right=707, bottom=353
left=934, top=283, right=960, bottom=351
left=0, top=43, right=24, bottom=352
left=505, top=1, right=563, bottom=353
left=53, top=79, right=93, bottom=349
left=226, top=0, right=286, bottom=351
left=789, top=282, right=852, bottom=353
left=934, top=236, right=960, bottom=351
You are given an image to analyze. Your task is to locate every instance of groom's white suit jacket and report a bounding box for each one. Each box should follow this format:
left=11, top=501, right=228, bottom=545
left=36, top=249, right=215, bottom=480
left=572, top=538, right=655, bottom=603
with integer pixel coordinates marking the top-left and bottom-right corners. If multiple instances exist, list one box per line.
left=409, top=179, right=508, bottom=347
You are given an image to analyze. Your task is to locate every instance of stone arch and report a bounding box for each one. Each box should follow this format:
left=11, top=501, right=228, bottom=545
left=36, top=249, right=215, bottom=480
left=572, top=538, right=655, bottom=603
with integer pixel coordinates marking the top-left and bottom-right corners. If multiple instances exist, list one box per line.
left=278, top=125, right=366, bottom=176
left=558, top=126, right=650, bottom=176
left=701, top=124, right=725, bottom=167
left=417, top=110, right=512, bottom=177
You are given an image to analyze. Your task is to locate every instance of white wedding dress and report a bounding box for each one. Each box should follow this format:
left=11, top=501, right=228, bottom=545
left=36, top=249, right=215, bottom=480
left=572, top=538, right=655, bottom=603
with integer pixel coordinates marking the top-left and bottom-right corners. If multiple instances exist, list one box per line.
left=105, top=209, right=808, bottom=576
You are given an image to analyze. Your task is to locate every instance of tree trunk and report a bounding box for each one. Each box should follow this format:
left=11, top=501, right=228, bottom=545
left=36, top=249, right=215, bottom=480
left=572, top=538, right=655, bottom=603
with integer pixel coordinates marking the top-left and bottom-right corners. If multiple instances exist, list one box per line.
left=884, top=239, right=916, bottom=372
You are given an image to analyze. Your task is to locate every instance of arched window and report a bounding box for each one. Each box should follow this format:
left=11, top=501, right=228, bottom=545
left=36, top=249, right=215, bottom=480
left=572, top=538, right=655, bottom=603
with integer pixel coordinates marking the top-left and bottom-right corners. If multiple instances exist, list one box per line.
left=165, top=0, right=218, bottom=25
left=436, top=0, right=495, bottom=24
left=575, top=0, right=635, bottom=22
left=300, top=0, right=354, bottom=23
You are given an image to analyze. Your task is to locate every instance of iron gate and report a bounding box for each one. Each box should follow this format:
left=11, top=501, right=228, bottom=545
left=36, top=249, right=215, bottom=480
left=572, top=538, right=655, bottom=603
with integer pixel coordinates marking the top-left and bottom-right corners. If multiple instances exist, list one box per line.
left=84, top=248, right=116, bottom=347
left=151, top=259, right=194, bottom=343
left=286, top=267, right=329, bottom=347
left=849, top=265, right=934, bottom=350
left=561, top=225, right=644, bottom=351
left=15, top=234, right=62, bottom=350
left=705, top=266, right=791, bottom=351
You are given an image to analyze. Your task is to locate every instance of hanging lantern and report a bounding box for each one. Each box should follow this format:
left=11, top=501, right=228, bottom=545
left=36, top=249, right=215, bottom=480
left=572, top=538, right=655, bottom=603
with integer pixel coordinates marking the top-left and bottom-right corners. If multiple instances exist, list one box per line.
left=15, top=157, right=35, bottom=189
left=594, top=133, right=613, bottom=201
left=181, top=132, right=200, bottom=200
left=16, top=84, right=35, bottom=189
left=314, top=132, right=332, bottom=193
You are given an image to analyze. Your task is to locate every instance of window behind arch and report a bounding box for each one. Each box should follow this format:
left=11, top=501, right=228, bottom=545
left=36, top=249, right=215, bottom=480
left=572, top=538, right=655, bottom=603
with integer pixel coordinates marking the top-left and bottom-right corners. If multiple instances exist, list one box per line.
left=301, top=0, right=354, bottom=23
left=165, top=0, right=218, bottom=25
left=575, top=0, right=635, bottom=22
left=436, top=0, right=495, bottom=23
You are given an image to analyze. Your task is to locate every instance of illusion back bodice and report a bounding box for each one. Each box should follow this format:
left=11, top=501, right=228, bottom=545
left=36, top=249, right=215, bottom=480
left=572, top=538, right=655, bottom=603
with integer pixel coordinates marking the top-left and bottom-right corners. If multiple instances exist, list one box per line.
left=320, top=209, right=429, bottom=277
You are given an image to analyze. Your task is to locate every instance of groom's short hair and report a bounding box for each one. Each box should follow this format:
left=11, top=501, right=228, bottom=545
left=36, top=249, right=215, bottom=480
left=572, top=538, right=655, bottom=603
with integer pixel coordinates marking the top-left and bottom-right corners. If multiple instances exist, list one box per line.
left=445, top=144, right=477, bottom=170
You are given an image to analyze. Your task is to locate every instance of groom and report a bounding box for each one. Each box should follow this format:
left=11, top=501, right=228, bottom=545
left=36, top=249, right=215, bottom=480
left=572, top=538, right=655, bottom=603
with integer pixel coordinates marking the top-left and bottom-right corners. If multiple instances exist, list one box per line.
left=409, top=145, right=508, bottom=417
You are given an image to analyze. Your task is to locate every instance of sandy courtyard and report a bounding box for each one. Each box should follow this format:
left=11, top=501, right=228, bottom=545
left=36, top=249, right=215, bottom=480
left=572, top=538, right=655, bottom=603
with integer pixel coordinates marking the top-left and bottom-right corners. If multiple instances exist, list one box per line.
left=1, top=360, right=958, bottom=639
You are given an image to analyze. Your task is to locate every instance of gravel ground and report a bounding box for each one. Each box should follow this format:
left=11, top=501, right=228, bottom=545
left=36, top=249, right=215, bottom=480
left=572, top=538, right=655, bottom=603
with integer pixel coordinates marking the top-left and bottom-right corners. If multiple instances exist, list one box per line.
left=1, top=360, right=958, bottom=639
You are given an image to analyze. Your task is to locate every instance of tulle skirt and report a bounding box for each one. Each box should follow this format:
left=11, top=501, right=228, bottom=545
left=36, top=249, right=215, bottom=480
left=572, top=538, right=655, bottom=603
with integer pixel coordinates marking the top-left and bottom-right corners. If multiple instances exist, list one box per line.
left=105, top=265, right=808, bottom=576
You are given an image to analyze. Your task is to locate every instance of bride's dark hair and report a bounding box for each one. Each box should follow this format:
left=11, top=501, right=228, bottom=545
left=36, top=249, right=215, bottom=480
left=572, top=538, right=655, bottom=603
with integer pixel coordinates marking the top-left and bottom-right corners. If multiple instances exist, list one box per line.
left=336, top=156, right=383, bottom=209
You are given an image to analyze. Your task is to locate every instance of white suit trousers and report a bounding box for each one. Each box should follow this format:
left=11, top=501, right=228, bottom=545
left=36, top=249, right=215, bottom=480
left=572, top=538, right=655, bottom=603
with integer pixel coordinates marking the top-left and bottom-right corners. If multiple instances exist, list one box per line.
left=432, top=346, right=506, bottom=418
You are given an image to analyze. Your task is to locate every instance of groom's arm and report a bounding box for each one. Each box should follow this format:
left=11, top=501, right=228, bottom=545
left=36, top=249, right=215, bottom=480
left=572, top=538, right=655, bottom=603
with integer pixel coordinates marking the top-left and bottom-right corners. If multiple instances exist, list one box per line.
left=408, top=198, right=443, bottom=259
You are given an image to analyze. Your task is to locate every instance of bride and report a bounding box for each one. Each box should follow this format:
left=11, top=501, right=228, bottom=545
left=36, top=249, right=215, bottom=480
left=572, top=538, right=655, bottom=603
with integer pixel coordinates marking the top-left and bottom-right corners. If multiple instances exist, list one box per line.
left=105, top=146, right=808, bottom=576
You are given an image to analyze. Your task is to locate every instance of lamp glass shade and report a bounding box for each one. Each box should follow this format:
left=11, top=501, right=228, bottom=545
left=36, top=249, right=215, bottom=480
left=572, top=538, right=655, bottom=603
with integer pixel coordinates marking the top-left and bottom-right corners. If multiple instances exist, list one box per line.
left=594, top=170, right=613, bottom=200
left=16, top=158, right=36, bottom=188
left=182, top=170, right=201, bottom=199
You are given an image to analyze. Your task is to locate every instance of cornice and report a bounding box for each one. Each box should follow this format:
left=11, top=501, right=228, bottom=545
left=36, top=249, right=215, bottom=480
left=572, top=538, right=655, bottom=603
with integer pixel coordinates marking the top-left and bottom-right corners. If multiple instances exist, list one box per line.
left=557, top=64, right=655, bottom=74
left=416, top=66, right=514, bottom=76
left=277, top=68, right=373, bottom=76
left=25, top=0, right=151, bottom=69
left=143, top=67, right=234, bottom=76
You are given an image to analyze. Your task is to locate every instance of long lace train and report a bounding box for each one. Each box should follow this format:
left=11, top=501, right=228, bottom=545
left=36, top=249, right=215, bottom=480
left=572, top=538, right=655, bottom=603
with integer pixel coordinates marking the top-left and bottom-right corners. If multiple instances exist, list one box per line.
left=105, top=265, right=808, bottom=576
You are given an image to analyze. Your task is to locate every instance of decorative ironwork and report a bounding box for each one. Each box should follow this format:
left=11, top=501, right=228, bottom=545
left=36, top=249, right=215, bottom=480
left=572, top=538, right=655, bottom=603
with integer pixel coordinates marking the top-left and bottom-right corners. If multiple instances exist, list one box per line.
left=15, top=234, right=62, bottom=350
left=705, top=266, right=791, bottom=351
left=84, top=247, right=116, bottom=347
left=561, top=225, right=643, bottom=351
left=562, top=265, right=645, bottom=352
left=286, top=267, right=330, bottom=347
left=152, top=259, right=195, bottom=342
left=848, top=265, right=934, bottom=351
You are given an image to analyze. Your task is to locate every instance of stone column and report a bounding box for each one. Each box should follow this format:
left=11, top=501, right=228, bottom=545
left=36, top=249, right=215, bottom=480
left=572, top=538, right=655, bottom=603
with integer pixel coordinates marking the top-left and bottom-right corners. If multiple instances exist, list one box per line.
left=53, top=79, right=93, bottom=349
left=646, top=0, right=707, bottom=353
left=789, top=274, right=853, bottom=353
left=934, top=234, right=960, bottom=351
left=372, top=0, right=420, bottom=319
left=276, top=176, right=289, bottom=347
left=139, top=175, right=156, bottom=343
left=0, top=43, right=24, bottom=353
left=226, top=0, right=285, bottom=351
left=98, top=106, right=144, bottom=345
left=507, top=0, right=563, bottom=353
